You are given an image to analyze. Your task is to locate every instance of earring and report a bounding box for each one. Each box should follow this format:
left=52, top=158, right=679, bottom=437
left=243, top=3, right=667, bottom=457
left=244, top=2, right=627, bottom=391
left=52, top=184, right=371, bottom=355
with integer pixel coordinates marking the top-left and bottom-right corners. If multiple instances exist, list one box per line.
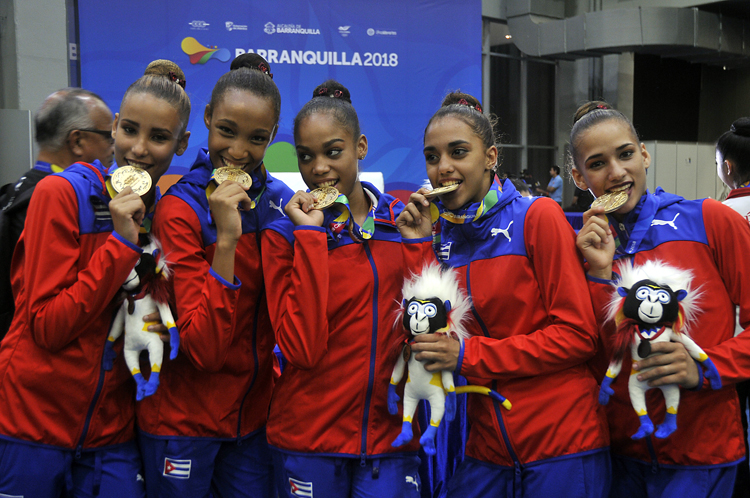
left=359, top=154, right=366, bottom=160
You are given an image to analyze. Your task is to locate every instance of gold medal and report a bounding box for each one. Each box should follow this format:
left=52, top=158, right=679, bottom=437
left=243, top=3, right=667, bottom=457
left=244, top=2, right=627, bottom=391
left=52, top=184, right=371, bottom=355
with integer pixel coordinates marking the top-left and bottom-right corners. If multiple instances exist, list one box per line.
left=111, top=166, right=152, bottom=196
left=424, top=183, right=460, bottom=198
left=591, top=190, right=628, bottom=213
left=310, top=186, right=340, bottom=210
left=213, top=167, right=252, bottom=189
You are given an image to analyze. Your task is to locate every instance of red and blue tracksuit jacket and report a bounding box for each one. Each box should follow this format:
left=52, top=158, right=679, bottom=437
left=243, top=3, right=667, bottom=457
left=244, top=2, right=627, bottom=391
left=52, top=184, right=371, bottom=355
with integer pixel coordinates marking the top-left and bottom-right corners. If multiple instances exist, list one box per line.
left=138, top=148, right=293, bottom=440
left=0, top=160, right=142, bottom=451
left=403, top=179, right=609, bottom=467
left=262, top=183, right=421, bottom=460
left=587, top=188, right=750, bottom=468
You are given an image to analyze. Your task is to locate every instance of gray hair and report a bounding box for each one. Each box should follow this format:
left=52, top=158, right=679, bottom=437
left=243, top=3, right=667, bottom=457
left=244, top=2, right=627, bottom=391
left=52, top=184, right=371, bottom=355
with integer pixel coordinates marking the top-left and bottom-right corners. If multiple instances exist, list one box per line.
left=34, top=88, right=107, bottom=151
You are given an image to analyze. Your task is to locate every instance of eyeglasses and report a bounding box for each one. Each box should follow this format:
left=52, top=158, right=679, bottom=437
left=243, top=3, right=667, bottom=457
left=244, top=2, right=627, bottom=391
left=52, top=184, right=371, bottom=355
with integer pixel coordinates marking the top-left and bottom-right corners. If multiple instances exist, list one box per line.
left=78, top=129, right=114, bottom=145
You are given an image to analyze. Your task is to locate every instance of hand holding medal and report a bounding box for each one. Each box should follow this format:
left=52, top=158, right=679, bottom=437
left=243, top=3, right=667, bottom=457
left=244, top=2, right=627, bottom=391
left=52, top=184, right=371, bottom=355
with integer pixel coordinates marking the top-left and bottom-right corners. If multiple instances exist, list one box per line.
left=396, top=186, right=439, bottom=240
left=285, top=189, right=326, bottom=227
left=213, top=166, right=253, bottom=190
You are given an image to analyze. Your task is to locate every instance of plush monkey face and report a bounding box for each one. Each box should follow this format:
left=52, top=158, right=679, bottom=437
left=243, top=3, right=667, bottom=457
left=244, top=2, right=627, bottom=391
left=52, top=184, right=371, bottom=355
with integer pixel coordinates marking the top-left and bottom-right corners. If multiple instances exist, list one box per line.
left=403, top=297, right=449, bottom=336
left=618, top=279, right=686, bottom=325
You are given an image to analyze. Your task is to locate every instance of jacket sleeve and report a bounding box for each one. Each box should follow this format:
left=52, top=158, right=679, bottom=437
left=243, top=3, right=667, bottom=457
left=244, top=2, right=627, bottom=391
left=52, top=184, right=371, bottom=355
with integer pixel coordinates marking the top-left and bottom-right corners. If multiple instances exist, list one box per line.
left=401, top=237, right=437, bottom=277
left=263, top=226, right=330, bottom=370
left=698, top=199, right=750, bottom=385
left=24, top=175, right=141, bottom=352
left=152, top=195, right=239, bottom=372
left=460, top=199, right=600, bottom=380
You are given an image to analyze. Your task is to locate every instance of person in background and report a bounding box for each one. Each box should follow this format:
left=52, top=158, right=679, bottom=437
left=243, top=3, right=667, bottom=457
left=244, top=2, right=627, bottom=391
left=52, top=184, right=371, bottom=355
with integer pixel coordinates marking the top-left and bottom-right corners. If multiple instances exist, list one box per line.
left=565, top=186, right=596, bottom=212
left=715, top=117, right=750, bottom=498
left=537, top=164, right=563, bottom=206
left=510, top=177, right=532, bottom=197
left=0, top=88, right=114, bottom=338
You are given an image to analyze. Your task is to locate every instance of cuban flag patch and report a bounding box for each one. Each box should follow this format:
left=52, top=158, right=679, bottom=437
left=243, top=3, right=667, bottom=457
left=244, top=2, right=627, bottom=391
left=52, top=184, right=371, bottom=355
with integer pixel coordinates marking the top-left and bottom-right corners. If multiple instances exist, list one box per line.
left=289, top=477, right=313, bottom=497
left=163, top=457, right=191, bottom=479
left=437, top=242, right=452, bottom=262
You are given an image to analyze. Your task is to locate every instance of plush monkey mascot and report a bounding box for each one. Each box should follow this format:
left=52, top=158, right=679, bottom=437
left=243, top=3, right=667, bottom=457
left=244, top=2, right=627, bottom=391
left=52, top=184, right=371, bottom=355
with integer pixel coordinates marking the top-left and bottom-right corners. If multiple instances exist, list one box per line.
left=599, top=260, right=721, bottom=439
left=388, top=263, right=510, bottom=455
left=104, top=236, right=180, bottom=401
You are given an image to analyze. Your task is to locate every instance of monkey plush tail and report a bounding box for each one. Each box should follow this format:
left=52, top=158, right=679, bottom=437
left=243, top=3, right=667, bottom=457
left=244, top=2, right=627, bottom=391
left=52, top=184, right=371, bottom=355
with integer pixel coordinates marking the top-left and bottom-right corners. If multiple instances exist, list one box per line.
left=455, top=385, right=512, bottom=410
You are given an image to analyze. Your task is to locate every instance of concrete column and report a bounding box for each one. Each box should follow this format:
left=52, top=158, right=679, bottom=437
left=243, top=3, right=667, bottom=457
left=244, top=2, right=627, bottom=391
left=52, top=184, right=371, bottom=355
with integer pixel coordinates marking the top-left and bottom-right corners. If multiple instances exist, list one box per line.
left=0, top=0, right=69, bottom=183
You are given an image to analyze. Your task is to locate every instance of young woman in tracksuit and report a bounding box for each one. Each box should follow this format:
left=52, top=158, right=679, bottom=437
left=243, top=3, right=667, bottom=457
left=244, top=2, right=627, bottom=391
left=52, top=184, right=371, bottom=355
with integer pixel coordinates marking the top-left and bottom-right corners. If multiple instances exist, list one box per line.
left=573, top=101, right=750, bottom=497
left=397, top=91, right=610, bottom=497
left=0, top=63, right=191, bottom=497
left=262, top=80, right=422, bottom=497
left=139, top=56, right=291, bottom=496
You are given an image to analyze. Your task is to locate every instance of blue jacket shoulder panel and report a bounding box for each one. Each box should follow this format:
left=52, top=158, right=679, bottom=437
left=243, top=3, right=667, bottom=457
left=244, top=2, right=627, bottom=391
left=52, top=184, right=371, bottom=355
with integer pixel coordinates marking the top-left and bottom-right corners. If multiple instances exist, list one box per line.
left=56, top=161, right=113, bottom=235
left=643, top=198, right=709, bottom=247
left=612, top=190, right=709, bottom=260
left=439, top=194, right=536, bottom=268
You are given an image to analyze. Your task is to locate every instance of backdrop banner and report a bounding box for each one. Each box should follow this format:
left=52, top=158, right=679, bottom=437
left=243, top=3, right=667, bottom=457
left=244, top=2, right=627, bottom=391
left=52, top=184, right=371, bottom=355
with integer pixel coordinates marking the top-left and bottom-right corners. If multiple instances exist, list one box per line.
left=79, top=0, right=481, bottom=199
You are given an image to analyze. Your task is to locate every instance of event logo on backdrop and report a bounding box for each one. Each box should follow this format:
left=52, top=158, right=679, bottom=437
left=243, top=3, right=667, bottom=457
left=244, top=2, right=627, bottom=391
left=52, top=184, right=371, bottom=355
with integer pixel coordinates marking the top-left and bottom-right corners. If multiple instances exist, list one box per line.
left=78, top=0, right=480, bottom=199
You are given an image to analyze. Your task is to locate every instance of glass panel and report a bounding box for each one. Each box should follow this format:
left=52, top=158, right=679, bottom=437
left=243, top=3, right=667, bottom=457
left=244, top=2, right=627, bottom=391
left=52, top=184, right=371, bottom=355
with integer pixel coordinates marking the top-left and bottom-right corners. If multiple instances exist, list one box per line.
left=490, top=55, right=521, bottom=145
left=527, top=61, right=555, bottom=146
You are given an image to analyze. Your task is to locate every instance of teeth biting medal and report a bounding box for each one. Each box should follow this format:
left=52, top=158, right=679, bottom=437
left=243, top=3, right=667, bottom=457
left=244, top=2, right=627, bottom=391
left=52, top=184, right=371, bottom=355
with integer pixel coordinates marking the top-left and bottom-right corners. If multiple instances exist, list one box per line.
left=310, top=186, right=340, bottom=210
left=424, top=183, right=460, bottom=198
left=111, top=166, right=152, bottom=196
left=213, top=166, right=253, bottom=189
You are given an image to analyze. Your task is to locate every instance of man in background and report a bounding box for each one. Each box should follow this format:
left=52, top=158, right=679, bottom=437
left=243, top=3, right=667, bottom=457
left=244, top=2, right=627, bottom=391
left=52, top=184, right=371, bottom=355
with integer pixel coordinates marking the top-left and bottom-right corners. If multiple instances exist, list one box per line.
left=0, top=88, right=114, bottom=337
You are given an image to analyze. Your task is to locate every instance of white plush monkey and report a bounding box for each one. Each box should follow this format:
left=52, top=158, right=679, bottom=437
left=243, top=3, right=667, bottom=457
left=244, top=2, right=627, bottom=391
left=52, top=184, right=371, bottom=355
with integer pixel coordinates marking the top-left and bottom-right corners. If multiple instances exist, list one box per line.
left=388, top=263, right=511, bottom=455
left=599, top=260, right=721, bottom=439
left=103, top=237, right=179, bottom=401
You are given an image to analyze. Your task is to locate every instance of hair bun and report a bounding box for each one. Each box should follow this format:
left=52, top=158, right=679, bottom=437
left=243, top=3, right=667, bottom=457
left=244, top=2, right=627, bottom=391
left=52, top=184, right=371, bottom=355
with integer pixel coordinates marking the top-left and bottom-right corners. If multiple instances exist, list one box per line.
left=144, top=60, right=186, bottom=89
left=312, top=80, right=351, bottom=103
left=572, top=101, right=613, bottom=124
left=442, top=91, right=483, bottom=113
left=731, top=117, right=750, bottom=138
left=230, top=53, right=273, bottom=79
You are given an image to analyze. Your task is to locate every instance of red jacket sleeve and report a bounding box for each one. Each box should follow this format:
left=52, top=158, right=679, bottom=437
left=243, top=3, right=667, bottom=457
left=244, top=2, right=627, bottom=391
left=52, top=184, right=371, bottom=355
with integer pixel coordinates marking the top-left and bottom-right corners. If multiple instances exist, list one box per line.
left=700, top=199, right=750, bottom=385
left=152, top=195, right=239, bottom=372
left=401, top=237, right=437, bottom=277
left=460, top=199, right=600, bottom=379
left=264, top=226, right=330, bottom=370
left=23, top=175, right=141, bottom=352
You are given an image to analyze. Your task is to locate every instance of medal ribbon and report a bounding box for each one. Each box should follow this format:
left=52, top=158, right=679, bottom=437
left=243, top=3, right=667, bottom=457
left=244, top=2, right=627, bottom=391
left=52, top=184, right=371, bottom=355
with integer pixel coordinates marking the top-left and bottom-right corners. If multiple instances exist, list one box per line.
left=33, top=161, right=64, bottom=174
left=431, top=183, right=509, bottom=255
left=323, top=193, right=375, bottom=242
left=611, top=191, right=658, bottom=255
left=436, top=186, right=500, bottom=225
